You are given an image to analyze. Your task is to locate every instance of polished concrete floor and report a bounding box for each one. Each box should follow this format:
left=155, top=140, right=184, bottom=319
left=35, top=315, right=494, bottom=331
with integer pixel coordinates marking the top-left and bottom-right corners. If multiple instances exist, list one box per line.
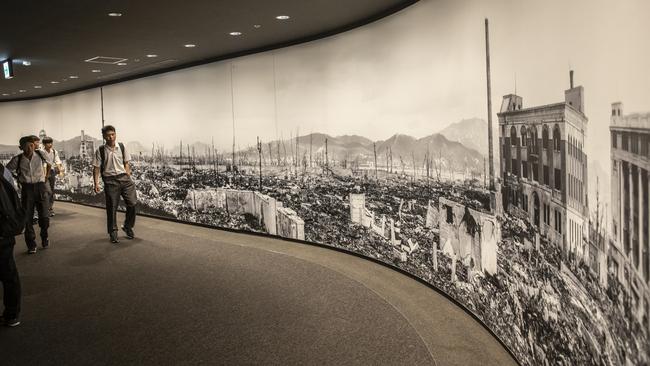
left=0, top=202, right=516, bottom=366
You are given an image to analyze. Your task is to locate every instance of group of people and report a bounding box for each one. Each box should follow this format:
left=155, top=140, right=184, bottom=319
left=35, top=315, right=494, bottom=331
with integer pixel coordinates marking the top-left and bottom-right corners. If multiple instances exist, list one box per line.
left=0, top=125, right=138, bottom=327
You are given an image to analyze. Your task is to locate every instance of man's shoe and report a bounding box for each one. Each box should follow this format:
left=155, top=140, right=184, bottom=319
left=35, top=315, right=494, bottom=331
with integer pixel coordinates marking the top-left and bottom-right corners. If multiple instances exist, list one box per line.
left=121, top=226, right=134, bottom=239
left=27, top=248, right=37, bottom=254
left=49, top=211, right=55, bottom=217
left=110, top=231, right=119, bottom=243
left=42, top=239, right=49, bottom=249
left=3, top=317, right=20, bottom=327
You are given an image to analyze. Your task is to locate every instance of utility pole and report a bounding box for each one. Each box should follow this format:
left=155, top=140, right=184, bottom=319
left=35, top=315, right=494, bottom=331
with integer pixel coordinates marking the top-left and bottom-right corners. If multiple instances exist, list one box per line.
left=325, top=138, right=329, bottom=175
left=100, top=87, right=105, bottom=128
left=296, top=127, right=299, bottom=169
left=485, top=18, right=495, bottom=190
left=230, top=62, right=236, bottom=172
left=373, top=142, right=378, bottom=180
left=257, top=136, right=263, bottom=191
left=309, top=133, right=313, bottom=168
left=411, top=151, right=416, bottom=183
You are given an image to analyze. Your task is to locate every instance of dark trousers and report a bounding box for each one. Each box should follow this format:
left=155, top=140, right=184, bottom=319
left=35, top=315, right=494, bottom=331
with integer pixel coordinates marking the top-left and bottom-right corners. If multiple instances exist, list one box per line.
left=0, top=236, right=21, bottom=320
left=22, top=182, right=49, bottom=250
left=104, top=174, right=137, bottom=234
left=47, top=172, right=56, bottom=211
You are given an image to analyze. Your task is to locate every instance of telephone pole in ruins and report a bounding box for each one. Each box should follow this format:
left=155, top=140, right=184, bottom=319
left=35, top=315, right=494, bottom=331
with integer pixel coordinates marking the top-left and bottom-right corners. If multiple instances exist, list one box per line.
left=257, top=136, right=263, bottom=191
left=485, top=18, right=495, bottom=191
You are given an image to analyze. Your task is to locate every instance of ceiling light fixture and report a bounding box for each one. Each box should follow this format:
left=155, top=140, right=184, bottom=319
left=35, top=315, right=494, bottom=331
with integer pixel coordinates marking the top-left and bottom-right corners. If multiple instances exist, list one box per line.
left=91, top=69, right=101, bottom=73
left=69, top=75, right=79, bottom=79
left=146, top=54, right=157, bottom=58
left=22, top=60, right=31, bottom=66
left=276, top=15, right=290, bottom=20
left=50, top=81, right=59, bottom=84
left=117, top=62, right=127, bottom=66
left=253, top=24, right=262, bottom=29
left=184, top=44, right=196, bottom=48
left=19, top=90, right=26, bottom=93
left=229, top=32, right=242, bottom=36
left=34, top=85, right=42, bottom=88
left=108, top=12, right=122, bottom=17
left=2, top=93, right=8, bottom=96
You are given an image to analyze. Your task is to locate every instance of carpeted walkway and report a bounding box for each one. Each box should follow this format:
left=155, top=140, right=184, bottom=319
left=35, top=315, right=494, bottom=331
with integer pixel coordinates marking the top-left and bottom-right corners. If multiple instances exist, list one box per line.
left=0, top=202, right=516, bottom=366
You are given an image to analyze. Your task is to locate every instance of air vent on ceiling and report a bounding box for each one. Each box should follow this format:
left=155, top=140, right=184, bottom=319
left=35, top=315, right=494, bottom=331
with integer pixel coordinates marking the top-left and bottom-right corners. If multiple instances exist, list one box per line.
left=85, top=56, right=128, bottom=64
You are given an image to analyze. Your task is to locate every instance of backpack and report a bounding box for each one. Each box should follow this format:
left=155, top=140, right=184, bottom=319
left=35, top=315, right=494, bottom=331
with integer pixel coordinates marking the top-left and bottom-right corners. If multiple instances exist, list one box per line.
left=0, top=164, right=26, bottom=237
left=99, top=143, right=126, bottom=175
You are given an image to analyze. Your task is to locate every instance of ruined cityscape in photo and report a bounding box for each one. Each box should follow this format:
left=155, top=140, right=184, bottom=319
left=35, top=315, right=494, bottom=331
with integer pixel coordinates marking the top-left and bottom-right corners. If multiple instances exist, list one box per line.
left=1, top=2, right=649, bottom=365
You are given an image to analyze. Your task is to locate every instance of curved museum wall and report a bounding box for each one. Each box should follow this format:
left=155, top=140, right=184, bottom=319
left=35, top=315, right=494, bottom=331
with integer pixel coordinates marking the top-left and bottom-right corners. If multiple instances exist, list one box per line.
left=1, top=0, right=649, bottom=364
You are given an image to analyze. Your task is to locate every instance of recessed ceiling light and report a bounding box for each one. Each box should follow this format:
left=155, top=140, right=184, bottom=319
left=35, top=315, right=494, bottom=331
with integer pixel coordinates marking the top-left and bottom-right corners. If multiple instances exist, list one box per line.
left=117, top=62, right=127, bottom=66
left=34, top=85, right=42, bottom=89
left=19, top=90, right=26, bottom=93
left=253, top=24, right=262, bottom=29
left=92, top=69, right=101, bottom=73
left=108, top=12, right=122, bottom=17
left=22, top=60, right=31, bottom=66
left=276, top=15, right=290, bottom=20
left=50, top=81, right=59, bottom=84
left=2, top=93, right=9, bottom=96
left=184, top=44, right=196, bottom=48
left=146, top=54, right=157, bottom=58
left=69, top=75, right=79, bottom=79
left=229, top=32, right=242, bottom=36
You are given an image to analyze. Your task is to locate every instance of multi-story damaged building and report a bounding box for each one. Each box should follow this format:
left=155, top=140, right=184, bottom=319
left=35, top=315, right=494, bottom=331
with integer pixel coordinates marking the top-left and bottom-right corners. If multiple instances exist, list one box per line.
left=609, top=102, right=650, bottom=327
left=79, top=129, right=95, bottom=160
left=498, top=71, right=589, bottom=261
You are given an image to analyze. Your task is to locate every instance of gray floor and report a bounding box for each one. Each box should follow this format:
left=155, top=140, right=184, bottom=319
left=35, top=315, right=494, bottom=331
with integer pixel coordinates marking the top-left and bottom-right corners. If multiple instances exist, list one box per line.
left=0, top=202, right=516, bottom=366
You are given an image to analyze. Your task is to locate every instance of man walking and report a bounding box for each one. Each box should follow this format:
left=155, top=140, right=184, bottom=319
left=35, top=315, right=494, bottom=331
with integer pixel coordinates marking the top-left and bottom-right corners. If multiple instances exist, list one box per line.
left=93, top=125, right=137, bottom=243
left=41, top=136, right=63, bottom=217
left=0, top=162, right=22, bottom=327
left=6, top=136, right=51, bottom=254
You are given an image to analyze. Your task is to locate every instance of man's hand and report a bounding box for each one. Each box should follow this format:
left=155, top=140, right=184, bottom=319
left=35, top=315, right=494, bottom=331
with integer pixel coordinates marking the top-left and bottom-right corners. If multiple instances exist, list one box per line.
left=94, top=184, right=101, bottom=194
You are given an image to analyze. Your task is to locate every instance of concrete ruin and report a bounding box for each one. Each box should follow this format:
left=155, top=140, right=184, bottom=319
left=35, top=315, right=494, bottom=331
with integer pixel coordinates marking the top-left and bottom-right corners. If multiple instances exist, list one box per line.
left=276, top=207, right=305, bottom=240
left=349, top=193, right=388, bottom=239
left=438, top=197, right=500, bottom=275
left=184, top=188, right=302, bottom=239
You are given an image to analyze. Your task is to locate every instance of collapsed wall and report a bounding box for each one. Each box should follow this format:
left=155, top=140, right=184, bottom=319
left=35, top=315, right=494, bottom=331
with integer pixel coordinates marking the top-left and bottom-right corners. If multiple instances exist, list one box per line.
left=438, top=197, right=500, bottom=275
left=277, top=207, right=305, bottom=240
left=184, top=188, right=300, bottom=239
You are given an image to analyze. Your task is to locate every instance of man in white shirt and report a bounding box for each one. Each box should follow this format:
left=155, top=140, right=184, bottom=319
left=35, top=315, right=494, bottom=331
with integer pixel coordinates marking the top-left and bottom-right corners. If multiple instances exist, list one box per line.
left=5, top=136, right=51, bottom=254
left=40, top=136, right=63, bottom=217
left=92, top=125, right=137, bottom=243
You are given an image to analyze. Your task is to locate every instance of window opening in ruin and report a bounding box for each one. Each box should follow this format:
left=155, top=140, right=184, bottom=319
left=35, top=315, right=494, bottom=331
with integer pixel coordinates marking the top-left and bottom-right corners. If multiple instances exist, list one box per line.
left=445, top=205, right=454, bottom=224
left=461, top=207, right=480, bottom=236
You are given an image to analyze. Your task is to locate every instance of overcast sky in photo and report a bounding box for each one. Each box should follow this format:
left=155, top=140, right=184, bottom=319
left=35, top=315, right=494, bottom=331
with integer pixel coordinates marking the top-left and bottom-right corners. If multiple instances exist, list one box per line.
left=1, top=0, right=648, bottom=173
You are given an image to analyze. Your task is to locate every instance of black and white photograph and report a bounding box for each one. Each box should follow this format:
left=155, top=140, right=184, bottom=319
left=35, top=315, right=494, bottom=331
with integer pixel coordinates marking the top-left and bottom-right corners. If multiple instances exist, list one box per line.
left=1, top=0, right=649, bottom=365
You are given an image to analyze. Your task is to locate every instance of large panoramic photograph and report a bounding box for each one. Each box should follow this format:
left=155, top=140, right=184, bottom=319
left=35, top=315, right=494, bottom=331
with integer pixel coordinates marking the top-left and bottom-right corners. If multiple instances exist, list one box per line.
left=1, top=0, right=649, bottom=364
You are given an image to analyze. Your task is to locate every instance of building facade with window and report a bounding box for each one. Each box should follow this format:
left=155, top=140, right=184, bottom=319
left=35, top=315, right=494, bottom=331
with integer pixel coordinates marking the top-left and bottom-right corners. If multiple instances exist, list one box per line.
left=497, top=72, right=589, bottom=263
left=610, top=102, right=650, bottom=327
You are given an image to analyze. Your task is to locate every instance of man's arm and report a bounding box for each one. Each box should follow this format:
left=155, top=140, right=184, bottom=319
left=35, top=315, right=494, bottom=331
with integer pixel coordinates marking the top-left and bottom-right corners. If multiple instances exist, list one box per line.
left=93, top=166, right=101, bottom=193
left=124, top=161, right=132, bottom=176
left=92, top=148, right=102, bottom=193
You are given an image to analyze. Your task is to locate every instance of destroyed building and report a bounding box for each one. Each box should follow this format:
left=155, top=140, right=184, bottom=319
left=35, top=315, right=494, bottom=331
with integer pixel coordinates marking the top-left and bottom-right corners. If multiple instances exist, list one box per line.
left=609, top=101, right=650, bottom=328
left=184, top=188, right=303, bottom=240
left=498, top=71, right=589, bottom=263
left=438, top=197, right=499, bottom=275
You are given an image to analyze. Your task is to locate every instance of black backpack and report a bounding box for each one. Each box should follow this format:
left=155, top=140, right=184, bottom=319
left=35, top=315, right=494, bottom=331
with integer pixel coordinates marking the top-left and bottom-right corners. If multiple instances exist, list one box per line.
left=0, top=164, right=26, bottom=237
